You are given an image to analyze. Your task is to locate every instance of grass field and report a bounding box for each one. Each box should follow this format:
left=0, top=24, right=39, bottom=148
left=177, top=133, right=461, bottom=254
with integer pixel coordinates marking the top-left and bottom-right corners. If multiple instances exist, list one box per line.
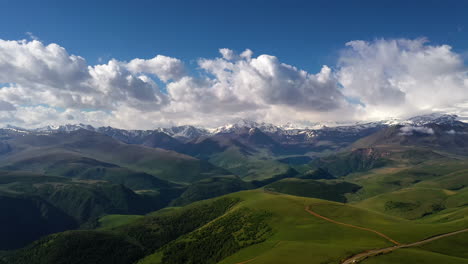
left=5, top=188, right=467, bottom=264
left=138, top=190, right=393, bottom=264
left=361, top=248, right=468, bottom=264
left=216, top=190, right=468, bottom=264
left=419, top=231, right=468, bottom=259
left=132, top=188, right=468, bottom=264
left=355, top=188, right=449, bottom=219
left=98, top=215, right=143, bottom=229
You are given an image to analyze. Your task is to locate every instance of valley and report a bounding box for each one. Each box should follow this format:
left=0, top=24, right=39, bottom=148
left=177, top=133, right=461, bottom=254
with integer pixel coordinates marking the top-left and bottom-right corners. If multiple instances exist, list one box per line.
left=1, top=114, right=467, bottom=263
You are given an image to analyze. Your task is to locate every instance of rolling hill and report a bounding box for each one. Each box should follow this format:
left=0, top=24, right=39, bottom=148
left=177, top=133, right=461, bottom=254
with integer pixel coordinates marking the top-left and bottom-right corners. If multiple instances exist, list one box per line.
left=0, top=170, right=178, bottom=249
left=3, top=190, right=467, bottom=264
left=1, top=115, right=468, bottom=263
left=0, top=129, right=230, bottom=184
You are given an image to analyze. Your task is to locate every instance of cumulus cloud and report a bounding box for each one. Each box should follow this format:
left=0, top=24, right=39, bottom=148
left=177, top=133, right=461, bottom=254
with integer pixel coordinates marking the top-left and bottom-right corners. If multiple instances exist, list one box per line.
left=0, top=39, right=173, bottom=111
left=219, top=48, right=235, bottom=60
left=1, top=37, right=468, bottom=129
left=126, top=55, right=185, bottom=82
left=168, top=49, right=347, bottom=112
left=338, top=38, right=468, bottom=120
left=88, top=59, right=169, bottom=110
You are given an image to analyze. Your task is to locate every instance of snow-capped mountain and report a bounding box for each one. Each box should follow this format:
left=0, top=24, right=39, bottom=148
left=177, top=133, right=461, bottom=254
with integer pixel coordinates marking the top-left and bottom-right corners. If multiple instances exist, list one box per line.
left=34, top=124, right=96, bottom=133
left=3, top=124, right=98, bottom=134
left=2, top=114, right=463, bottom=144
left=403, top=113, right=459, bottom=126
left=157, top=126, right=211, bottom=141
left=211, top=120, right=283, bottom=134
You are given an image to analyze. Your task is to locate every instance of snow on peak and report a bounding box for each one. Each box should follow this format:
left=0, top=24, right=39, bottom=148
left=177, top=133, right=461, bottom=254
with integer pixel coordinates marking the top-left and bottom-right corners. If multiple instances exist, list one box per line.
left=212, top=119, right=282, bottom=134
left=404, top=113, right=459, bottom=126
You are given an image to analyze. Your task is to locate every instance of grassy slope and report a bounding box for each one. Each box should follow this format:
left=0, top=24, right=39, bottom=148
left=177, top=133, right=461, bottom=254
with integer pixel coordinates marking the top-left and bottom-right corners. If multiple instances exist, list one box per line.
left=0, top=170, right=176, bottom=249
left=341, top=158, right=468, bottom=223
left=217, top=190, right=467, bottom=264
left=316, top=155, right=468, bottom=264
left=1, top=131, right=230, bottom=184
left=98, top=215, right=144, bottom=229
left=140, top=207, right=272, bottom=264
left=7, top=230, right=146, bottom=264
left=5, top=197, right=239, bottom=264
left=345, top=157, right=468, bottom=199
left=209, top=147, right=291, bottom=181
left=170, top=175, right=252, bottom=206
left=139, top=190, right=391, bottom=264
left=355, top=188, right=449, bottom=219
left=419, top=231, right=468, bottom=259
left=265, top=178, right=361, bottom=202
left=4, top=189, right=467, bottom=264
left=361, top=248, right=468, bottom=264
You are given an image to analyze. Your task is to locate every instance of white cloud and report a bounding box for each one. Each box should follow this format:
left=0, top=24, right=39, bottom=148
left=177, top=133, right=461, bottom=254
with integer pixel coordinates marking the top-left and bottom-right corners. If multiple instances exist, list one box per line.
left=399, top=126, right=435, bottom=136
left=0, top=39, right=172, bottom=112
left=25, top=32, right=39, bottom=41
left=88, top=59, right=169, bottom=110
left=162, top=49, right=354, bottom=128
left=176, top=51, right=347, bottom=111
left=445, top=129, right=468, bottom=135
left=240, top=49, right=253, bottom=60
left=1, top=38, right=468, bottom=129
left=0, top=100, right=16, bottom=111
left=219, top=48, right=235, bottom=60
left=338, top=38, right=468, bottom=120
left=126, top=55, right=185, bottom=82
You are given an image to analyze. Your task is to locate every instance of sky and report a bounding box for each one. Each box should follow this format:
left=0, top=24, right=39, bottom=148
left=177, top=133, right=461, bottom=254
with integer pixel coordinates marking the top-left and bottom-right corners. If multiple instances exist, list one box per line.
left=0, top=0, right=468, bottom=129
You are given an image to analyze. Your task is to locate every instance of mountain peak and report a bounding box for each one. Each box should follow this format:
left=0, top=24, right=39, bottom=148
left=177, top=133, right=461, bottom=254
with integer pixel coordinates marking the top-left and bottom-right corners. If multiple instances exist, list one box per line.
left=212, top=119, right=281, bottom=134
left=404, top=113, right=459, bottom=126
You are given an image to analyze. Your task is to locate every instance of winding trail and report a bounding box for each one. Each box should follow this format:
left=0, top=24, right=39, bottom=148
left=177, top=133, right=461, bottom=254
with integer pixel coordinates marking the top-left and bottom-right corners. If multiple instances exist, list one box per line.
left=234, top=258, right=257, bottom=264
left=305, top=206, right=400, bottom=245
left=234, top=202, right=467, bottom=264
left=341, top=228, right=468, bottom=264
left=304, top=205, right=468, bottom=264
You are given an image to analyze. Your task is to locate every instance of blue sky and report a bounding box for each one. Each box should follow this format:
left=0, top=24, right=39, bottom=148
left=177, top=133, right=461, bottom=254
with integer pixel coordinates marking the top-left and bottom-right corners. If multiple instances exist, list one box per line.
left=1, top=0, right=468, bottom=128
left=2, top=0, right=467, bottom=72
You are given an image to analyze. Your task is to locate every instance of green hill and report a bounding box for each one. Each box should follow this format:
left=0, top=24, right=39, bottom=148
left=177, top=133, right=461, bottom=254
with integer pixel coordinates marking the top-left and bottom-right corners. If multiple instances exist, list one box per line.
left=309, top=148, right=391, bottom=177
left=361, top=248, right=468, bottom=264
left=170, top=175, right=252, bottom=206
left=6, top=230, right=145, bottom=264
left=5, top=190, right=467, bottom=264
left=352, top=123, right=468, bottom=155
left=0, top=194, right=77, bottom=250
left=355, top=188, right=449, bottom=219
left=5, top=197, right=240, bottom=264
left=182, top=133, right=294, bottom=181
left=0, top=130, right=230, bottom=184
left=2, top=126, right=468, bottom=263
left=265, top=178, right=361, bottom=202
left=0, top=171, right=176, bottom=249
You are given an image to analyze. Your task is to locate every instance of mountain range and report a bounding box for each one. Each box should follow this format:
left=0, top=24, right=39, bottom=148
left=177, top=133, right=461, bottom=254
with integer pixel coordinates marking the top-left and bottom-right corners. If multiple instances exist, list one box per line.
left=1, top=113, right=468, bottom=264
left=5, top=113, right=460, bottom=143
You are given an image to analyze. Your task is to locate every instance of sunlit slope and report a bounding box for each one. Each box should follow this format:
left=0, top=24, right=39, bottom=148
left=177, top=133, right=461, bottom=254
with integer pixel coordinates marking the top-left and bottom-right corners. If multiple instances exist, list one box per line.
left=361, top=248, right=468, bottom=264
left=343, top=157, right=468, bottom=198
left=219, top=190, right=468, bottom=264
left=6, top=189, right=467, bottom=264
left=215, top=190, right=466, bottom=264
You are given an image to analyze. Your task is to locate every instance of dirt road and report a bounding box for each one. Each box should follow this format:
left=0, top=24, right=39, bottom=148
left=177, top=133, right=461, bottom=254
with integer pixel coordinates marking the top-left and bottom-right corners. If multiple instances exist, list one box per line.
left=234, top=203, right=467, bottom=264
left=304, top=205, right=468, bottom=264
left=341, top=228, right=468, bottom=264
left=234, top=258, right=257, bottom=264
left=305, top=206, right=400, bottom=245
